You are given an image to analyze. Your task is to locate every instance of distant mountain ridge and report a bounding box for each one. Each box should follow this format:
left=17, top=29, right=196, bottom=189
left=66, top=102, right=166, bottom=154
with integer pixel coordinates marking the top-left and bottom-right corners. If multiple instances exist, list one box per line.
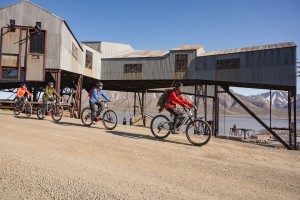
left=83, top=90, right=300, bottom=115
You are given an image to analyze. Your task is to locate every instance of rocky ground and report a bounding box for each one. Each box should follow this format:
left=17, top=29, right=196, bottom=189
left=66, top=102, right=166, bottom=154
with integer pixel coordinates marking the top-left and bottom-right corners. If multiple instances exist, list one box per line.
left=0, top=110, right=299, bottom=200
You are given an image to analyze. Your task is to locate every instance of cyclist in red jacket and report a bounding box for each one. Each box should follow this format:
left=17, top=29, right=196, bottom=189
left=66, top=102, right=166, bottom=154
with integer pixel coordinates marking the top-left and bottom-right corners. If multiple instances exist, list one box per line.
left=165, top=82, right=196, bottom=134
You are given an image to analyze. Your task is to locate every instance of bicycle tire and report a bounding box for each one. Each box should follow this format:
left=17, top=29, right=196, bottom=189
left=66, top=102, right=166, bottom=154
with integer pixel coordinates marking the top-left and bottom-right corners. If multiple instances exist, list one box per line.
left=150, top=115, right=171, bottom=139
left=13, top=102, right=21, bottom=115
left=81, top=107, right=93, bottom=126
left=24, top=102, right=32, bottom=117
left=37, top=105, right=45, bottom=120
left=51, top=105, right=63, bottom=122
left=102, top=110, right=118, bottom=130
left=186, top=119, right=212, bottom=146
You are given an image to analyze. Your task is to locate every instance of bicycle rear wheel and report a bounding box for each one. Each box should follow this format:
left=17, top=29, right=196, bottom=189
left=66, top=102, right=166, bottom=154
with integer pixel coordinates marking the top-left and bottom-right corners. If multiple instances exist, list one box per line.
left=186, top=120, right=212, bottom=146
left=24, top=102, right=32, bottom=117
left=13, top=102, right=21, bottom=115
left=81, top=107, right=93, bottom=126
left=51, top=105, right=63, bottom=122
left=37, top=105, right=45, bottom=120
left=102, top=110, right=118, bottom=130
left=150, top=115, right=171, bottom=139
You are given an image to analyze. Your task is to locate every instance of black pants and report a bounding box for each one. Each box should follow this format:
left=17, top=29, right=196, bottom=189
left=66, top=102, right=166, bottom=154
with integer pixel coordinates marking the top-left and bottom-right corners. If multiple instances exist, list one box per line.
left=16, top=96, right=25, bottom=102
left=167, top=108, right=181, bottom=129
left=89, top=101, right=103, bottom=121
left=16, top=96, right=25, bottom=107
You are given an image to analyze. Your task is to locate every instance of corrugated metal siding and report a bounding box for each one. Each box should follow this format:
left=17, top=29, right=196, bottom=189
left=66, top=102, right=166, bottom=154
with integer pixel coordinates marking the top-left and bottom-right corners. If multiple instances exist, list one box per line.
left=194, top=47, right=296, bottom=86
left=101, top=42, right=134, bottom=58
left=82, top=44, right=101, bottom=79
left=60, top=23, right=82, bottom=73
left=0, top=1, right=61, bottom=71
left=101, top=51, right=197, bottom=80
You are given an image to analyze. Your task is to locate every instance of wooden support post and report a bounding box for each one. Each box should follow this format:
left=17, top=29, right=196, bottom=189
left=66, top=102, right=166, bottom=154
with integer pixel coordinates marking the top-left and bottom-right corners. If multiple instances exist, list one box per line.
left=133, top=92, right=137, bottom=116
left=288, top=90, right=292, bottom=147
left=293, top=88, right=297, bottom=150
left=0, top=28, right=3, bottom=79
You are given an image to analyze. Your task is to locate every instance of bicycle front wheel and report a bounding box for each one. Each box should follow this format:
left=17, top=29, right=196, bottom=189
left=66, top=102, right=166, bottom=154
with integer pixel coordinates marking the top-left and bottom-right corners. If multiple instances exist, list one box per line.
left=51, top=105, right=63, bottom=122
left=150, top=115, right=171, bottom=139
left=24, top=102, right=32, bottom=117
left=186, top=120, right=212, bottom=146
left=13, top=102, right=21, bottom=115
left=81, top=107, right=93, bottom=126
left=102, top=110, right=118, bottom=130
left=37, top=105, right=45, bottom=120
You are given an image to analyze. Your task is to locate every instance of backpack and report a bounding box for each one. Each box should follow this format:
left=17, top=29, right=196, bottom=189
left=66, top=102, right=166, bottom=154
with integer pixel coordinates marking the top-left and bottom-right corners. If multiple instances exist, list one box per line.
left=157, top=88, right=173, bottom=113
left=88, top=87, right=102, bottom=99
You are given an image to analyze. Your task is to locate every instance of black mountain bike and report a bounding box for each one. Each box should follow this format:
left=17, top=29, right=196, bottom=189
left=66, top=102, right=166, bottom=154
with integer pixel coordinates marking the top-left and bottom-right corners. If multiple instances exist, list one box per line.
left=81, top=101, right=118, bottom=130
left=13, top=97, right=32, bottom=117
left=150, top=107, right=212, bottom=146
left=37, top=100, right=63, bottom=122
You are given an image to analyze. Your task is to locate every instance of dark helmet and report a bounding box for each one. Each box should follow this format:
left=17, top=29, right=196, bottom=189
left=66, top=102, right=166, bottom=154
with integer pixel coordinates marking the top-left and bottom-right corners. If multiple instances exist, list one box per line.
left=96, top=81, right=103, bottom=87
left=48, top=82, right=54, bottom=86
left=21, top=82, right=26, bottom=87
left=175, top=82, right=183, bottom=88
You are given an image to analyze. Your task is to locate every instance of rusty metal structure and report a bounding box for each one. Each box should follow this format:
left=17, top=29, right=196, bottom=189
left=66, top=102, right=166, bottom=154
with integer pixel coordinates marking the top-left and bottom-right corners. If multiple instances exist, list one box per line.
left=0, top=1, right=297, bottom=149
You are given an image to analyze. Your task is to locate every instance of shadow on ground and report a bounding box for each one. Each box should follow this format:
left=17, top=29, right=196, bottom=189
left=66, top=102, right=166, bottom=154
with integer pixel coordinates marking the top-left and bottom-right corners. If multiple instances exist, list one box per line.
left=106, top=130, right=198, bottom=147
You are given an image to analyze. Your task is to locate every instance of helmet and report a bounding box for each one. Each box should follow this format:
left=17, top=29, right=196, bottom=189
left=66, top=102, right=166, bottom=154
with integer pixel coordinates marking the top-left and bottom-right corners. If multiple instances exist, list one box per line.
left=48, top=82, right=54, bottom=86
left=21, top=82, right=26, bottom=87
left=175, top=82, right=183, bottom=88
left=96, top=81, right=103, bottom=87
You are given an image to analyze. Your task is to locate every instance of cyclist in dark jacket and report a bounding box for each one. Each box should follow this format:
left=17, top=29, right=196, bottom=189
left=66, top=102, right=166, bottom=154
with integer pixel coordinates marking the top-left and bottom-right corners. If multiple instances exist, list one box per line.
left=165, top=82, right=195, bottom=134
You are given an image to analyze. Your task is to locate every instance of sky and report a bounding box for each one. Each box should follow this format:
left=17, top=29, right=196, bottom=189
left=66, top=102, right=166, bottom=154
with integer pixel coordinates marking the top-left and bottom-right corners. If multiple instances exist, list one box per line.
left=0, top=0, right=300, bottom=96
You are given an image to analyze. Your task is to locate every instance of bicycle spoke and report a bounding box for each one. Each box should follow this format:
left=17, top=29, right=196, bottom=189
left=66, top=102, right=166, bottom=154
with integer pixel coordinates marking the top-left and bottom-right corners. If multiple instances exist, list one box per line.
left=186, top=120, right=212, bottom=146
left=102, top=110, right=118, bottom=130
left=150, top=115, right=171, bottom=139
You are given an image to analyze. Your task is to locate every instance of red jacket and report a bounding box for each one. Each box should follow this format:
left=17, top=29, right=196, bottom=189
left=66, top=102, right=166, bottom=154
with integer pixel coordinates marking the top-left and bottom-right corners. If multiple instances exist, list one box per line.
left=164, top=90, right=194, bottom=110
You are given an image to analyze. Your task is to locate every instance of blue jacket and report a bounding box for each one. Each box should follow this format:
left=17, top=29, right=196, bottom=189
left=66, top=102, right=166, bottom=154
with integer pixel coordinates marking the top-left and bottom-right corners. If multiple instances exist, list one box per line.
left=90, top=88, right=111, bottom=103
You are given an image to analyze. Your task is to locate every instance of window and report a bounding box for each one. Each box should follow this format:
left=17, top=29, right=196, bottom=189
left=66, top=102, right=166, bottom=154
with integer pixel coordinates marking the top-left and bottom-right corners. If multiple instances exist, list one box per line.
left=124, top=64, right=142, bottom=73
left=36, top=22, right=42, bottom=29
left=217, top=58, right=240, bottom=70
left=29, top=30, right=45, bottom=54
left=175, top=54, right=188, bottom=72
left=72, top=43, right=78, bottom=60
left=1, top=68, right=18, bottom=79
left=85, top=50, right=93, bottom=69
left=9, top=19, right=15, bottom=32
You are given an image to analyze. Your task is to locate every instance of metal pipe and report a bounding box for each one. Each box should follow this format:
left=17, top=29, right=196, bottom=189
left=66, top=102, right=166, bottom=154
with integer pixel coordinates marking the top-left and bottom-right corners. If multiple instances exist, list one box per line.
left=18, top=28, right=22, bottom=80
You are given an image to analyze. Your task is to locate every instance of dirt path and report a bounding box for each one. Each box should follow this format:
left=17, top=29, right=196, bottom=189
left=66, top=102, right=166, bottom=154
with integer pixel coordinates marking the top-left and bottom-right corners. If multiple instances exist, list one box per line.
left=0, top=110, right=299, bottom=200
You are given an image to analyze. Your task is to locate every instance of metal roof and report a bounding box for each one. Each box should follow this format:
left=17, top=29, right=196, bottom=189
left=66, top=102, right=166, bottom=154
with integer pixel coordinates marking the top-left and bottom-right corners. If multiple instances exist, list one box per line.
left=171, top=45, right=203, bottom=51
left=202, top=42, right=296, bottom=56
left=111, top=50, right=169, bottom=58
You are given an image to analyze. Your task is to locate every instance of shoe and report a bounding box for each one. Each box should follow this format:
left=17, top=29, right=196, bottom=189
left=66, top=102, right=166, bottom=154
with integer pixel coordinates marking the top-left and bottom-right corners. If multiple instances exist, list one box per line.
left=171, top=128, right=179, bottom=134
left=94, top=117, right=100, bottom=122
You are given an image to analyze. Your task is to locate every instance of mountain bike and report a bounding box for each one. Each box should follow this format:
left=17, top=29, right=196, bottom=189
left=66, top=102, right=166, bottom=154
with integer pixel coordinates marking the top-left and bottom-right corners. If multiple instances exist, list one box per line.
left=13, top=97, right=32, bottom=117
left=81, top=101, right=118, bottom=130
left=37, top=99, right=63, bottom=122
left=150, top=106, right=212, bottom=146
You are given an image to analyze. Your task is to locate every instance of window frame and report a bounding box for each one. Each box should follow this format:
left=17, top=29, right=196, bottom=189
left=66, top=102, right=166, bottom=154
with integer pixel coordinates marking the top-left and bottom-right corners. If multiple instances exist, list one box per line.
left=216, top=58, right=240, bottom=70
left=29, top=29, right=45, bottom=54
left=124, top=64, right=142, bottom=73
left=85, top=50, right=93, bottom=69
left=175, top=54, right=188, bottom=72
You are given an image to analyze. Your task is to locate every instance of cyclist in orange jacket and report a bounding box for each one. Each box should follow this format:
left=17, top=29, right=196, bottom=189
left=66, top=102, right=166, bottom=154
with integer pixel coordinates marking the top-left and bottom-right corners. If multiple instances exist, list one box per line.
left=16, top=83, right=33, bottom=105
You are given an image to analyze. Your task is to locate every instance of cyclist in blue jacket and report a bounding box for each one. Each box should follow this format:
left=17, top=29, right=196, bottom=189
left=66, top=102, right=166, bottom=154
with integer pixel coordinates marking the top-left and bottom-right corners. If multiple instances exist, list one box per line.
left=89, top=82, right=111, bottom=122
